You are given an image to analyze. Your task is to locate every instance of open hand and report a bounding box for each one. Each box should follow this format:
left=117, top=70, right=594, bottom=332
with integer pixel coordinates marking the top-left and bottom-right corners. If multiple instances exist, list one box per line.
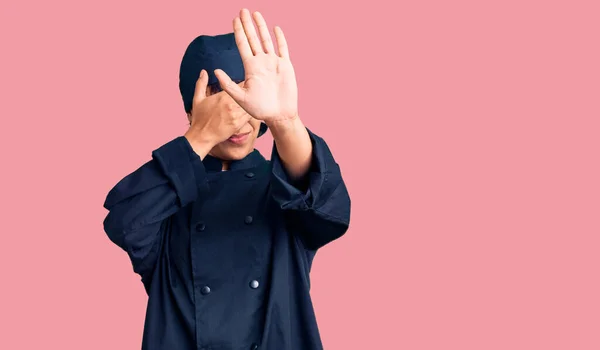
left=214, top=9, right=299, bottom=123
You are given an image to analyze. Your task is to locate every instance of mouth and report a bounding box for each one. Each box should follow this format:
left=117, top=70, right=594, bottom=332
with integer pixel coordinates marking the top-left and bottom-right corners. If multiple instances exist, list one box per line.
left=227, top=131, right=251, bottom=145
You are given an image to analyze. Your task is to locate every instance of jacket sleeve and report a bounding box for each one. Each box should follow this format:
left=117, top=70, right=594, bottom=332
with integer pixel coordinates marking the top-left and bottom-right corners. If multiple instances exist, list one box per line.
left=102, top=136, right=210, bottom=282
left=270, top=128, right=351, bottom=250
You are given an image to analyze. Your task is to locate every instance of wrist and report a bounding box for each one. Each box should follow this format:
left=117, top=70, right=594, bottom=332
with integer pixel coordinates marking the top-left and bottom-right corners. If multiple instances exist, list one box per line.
left=266, top=115, right=304, bottom=138
left=184, top=128, right=215, bottom=159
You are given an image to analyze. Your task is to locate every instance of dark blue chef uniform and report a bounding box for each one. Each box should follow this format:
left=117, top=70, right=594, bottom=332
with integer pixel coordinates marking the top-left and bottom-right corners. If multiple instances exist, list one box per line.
left=103, top=128, right=351, bottom=350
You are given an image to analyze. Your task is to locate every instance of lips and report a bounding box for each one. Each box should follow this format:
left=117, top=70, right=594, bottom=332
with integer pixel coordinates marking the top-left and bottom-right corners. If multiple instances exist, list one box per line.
left=227, top=132, right=250, bottom=145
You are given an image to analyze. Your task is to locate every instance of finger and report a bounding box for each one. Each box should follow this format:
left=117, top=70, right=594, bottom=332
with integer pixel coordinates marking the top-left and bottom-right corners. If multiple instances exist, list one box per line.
left=214, top=69, right=246, bottom=103
left=252, top=11, right=275, bottom=54
left=233, top=17, right=253, bottom=59
left=240, top=8, right=262, bottom=55
left=274, top=26, right=289, bottom=59
left=192, top=69, right=208, bottom=103
left=249, top=116, right=260, bottom=126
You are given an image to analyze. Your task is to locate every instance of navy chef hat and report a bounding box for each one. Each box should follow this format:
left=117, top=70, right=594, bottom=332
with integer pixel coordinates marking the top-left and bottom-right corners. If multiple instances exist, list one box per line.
left=178, top=33, right=268, bottom=137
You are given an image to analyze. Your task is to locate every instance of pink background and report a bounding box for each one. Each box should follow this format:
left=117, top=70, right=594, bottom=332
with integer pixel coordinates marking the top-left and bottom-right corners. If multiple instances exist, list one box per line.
left=1, top=0, right=599, bottom=349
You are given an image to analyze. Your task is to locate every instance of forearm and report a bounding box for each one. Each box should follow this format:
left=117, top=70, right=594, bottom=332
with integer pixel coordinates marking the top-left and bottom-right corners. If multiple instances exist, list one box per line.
left=103, top=136, right=211, bottom=278
left=266, top=116, right=312, bottom=180
left=269, top=127, right=351, bottom=250
left=104, top=136, right=210, bottom=239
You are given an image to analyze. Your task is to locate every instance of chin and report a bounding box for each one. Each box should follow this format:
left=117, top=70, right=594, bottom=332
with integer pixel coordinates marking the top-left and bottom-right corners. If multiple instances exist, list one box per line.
left=216, top=144, right=253, bottom=161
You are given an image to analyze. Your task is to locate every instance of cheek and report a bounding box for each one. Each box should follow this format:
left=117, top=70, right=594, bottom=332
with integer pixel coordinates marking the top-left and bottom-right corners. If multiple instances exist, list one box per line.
left=250, top=120, right=262, bottom=132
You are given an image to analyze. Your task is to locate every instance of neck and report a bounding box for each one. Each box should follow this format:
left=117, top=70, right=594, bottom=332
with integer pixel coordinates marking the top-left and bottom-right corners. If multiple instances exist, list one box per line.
left=204, top=149, right=259, bottom=173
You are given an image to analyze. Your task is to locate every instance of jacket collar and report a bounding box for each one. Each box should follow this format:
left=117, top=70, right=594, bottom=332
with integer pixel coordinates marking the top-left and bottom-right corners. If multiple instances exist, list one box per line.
left=202, top=149, right=266, bottom=172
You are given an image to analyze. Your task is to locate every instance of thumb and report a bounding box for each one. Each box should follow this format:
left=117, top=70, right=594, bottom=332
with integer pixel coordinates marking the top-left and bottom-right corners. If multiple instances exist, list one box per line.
left=214, top=69, right=245, bottom=103
left=192, top=69, right=208, bottom=104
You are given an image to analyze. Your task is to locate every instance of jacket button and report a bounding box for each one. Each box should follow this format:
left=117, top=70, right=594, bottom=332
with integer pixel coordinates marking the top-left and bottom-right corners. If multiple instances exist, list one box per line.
left=201, top=286, right=211, bottom=295
left=245, top=172, right=255, bottom=178
left=196, top=223, right=206, bottom=232
left=250, top=280, right=259, bottom=289
left=244, top=216, right=253, bottom=224
left=250, top=344, right=259, bottom=350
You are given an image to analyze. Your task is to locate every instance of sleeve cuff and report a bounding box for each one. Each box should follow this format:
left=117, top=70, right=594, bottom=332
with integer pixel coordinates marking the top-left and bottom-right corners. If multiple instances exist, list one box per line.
left=270, top=128, right=340, bottom=211
left=151, top=136, right=210, bottom=207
